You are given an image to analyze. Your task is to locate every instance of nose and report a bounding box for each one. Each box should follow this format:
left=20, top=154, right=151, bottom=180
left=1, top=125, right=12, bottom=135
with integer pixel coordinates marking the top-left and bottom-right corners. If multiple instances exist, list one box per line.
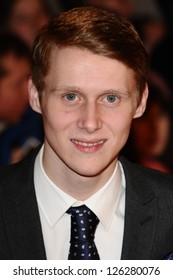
left=77, top=102, right=102, bottom=133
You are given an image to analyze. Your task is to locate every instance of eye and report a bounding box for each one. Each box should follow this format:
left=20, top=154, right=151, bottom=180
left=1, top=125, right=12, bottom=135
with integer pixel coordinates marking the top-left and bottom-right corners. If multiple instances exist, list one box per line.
left=64, top=92, right=78, bottom=102
left=105, top=95, right=117, bottom=103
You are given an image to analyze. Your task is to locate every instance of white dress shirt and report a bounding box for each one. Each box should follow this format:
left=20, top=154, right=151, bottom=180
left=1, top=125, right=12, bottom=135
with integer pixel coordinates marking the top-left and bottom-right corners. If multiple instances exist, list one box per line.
left=34, top=146, right=126, bottom=259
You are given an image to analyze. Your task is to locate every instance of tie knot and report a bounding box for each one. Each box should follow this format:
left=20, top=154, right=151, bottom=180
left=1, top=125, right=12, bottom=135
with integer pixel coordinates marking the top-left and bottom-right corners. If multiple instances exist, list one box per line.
left=66, top=205, right=99, bottom=243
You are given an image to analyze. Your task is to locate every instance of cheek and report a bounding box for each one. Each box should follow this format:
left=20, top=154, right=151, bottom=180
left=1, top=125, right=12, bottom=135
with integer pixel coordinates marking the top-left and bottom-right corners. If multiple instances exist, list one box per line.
left=42, top=107, right=75, bottom=133
left=111, top=110, right=134, bottom=133
left=108, top=113, right=134, bottom=148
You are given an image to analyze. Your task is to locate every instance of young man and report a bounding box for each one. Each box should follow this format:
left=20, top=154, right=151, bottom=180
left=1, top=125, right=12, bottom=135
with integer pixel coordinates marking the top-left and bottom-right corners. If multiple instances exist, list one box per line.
left=0, top=7, right=173, bottom=260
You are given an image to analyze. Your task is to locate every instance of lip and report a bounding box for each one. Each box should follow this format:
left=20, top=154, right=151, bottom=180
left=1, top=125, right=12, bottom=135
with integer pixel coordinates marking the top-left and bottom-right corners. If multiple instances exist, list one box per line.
left=71, top=139, right=107, bottom=153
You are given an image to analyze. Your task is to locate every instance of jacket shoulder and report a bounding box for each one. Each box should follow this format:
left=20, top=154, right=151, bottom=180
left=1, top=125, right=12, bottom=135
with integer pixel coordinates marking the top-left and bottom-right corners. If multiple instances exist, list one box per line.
left=120, top=156, right=173, bottom=195
left=0, top=146, right=40, bottom=195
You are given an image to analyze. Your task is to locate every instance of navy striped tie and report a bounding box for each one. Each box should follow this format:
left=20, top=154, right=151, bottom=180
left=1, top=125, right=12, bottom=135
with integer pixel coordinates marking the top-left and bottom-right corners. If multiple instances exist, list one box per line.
left=67, top=205, right=100, bottom=260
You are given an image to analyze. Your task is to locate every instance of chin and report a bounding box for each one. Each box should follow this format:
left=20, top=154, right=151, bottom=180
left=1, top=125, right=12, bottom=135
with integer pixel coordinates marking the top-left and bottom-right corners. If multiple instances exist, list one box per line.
left=71, top=164, right=108, bottom=178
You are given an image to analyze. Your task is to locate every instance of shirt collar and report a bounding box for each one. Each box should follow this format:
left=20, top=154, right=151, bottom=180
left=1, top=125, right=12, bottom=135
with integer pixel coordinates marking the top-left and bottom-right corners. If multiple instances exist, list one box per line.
left=84, top=163, right=123, bottom=230
left=34, top=145, right=124, bottom=230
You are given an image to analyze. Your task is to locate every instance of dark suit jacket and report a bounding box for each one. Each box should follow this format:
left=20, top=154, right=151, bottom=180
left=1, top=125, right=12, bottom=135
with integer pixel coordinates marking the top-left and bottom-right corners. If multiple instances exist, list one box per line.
left=0, top=147, right=173, bottom=260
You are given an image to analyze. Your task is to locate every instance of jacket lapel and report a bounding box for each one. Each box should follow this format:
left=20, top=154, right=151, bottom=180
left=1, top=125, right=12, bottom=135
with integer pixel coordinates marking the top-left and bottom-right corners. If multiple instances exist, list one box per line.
left=1, top=151, right=159, bottom=260
left=120, top=157, right=158, bottom=259
left=1, top=148, right=46, bottom=259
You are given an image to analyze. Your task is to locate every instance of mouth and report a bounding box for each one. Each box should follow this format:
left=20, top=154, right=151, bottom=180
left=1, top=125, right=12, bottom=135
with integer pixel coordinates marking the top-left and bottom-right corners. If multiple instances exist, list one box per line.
left=71, top=139, right=107, bottom=152
left=71, top=139, right=106, bottom=146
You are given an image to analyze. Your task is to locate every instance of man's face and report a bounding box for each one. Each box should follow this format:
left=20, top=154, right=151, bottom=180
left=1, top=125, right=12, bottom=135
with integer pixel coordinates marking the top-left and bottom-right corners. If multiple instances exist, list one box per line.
left=0, top=53, right=31, bottom=123
left=30, top=47, right=147, bottom=178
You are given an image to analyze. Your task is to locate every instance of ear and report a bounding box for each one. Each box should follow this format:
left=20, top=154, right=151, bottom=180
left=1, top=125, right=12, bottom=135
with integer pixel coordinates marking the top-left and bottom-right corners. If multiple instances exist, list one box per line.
left=133, top=83, right=148, bottom=119
left=28, top=79, right=42, bottom=114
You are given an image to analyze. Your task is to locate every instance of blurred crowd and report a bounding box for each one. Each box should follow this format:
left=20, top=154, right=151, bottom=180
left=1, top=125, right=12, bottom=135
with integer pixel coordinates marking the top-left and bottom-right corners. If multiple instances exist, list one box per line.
left=0, top=0, right=173, bottom=173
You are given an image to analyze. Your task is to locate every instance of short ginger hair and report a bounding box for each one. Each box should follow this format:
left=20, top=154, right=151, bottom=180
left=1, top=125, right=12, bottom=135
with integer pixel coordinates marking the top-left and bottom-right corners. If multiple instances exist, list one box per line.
left=32, top=6, right=149, bottom=98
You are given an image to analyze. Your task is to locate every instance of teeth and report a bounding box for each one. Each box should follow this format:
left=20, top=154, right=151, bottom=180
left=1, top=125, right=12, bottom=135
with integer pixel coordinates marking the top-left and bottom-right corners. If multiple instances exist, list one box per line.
left=72, top=140, right=104, bottom=147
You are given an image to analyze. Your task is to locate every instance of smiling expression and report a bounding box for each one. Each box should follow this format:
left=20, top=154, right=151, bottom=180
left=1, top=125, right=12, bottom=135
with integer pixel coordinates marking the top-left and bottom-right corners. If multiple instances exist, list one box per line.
left=30, top=47, right=147, bottom=181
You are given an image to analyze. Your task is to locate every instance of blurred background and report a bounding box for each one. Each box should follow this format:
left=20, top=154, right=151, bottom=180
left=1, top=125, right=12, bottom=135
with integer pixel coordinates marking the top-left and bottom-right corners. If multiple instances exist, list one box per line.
left=0, top=0, right=173, bottom=174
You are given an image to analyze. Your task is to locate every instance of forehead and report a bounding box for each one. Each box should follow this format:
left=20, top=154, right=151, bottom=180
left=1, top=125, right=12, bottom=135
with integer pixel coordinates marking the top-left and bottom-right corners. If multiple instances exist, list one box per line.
left=46, top=46, right=137, bottom=93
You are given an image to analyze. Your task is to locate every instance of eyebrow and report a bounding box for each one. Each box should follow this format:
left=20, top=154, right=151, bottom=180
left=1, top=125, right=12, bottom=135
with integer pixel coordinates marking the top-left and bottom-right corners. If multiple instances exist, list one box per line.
left=49, top=85, right=130, bottom=97
left=50, top=86, right=81, bottom=93
left=101, top=89, right=130, bottom=96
